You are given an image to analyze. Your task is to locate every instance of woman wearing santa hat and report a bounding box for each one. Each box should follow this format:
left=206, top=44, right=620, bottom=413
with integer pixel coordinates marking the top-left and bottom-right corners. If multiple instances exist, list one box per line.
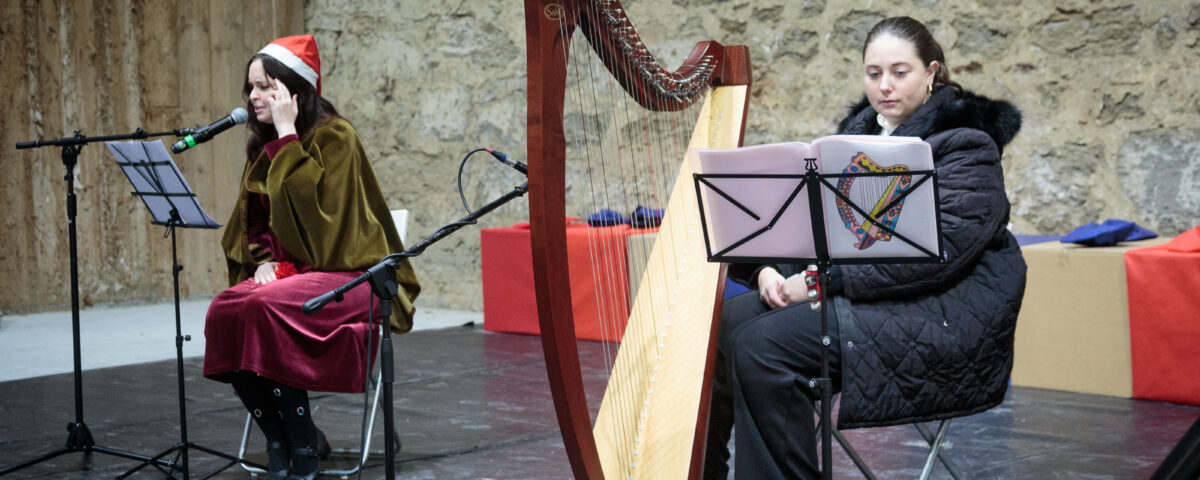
left=202, top=35, right=420, bottom=480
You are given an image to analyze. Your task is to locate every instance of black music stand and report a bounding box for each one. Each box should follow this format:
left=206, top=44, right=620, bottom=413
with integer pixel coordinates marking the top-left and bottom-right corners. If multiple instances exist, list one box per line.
left=6, top=128, right=199, bottom=478
left=102, top=140, right=252, bottom=479
left=692, top=147, right=942, bottom=480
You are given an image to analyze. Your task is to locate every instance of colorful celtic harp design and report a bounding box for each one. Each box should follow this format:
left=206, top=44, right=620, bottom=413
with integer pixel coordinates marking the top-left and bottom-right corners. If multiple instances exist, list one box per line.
left=836, top=152, right=913, bottom=250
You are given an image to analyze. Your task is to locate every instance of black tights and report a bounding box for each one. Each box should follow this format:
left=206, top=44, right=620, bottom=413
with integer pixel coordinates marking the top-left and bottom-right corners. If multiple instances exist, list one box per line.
left=230, top=372, right=320, bottom=474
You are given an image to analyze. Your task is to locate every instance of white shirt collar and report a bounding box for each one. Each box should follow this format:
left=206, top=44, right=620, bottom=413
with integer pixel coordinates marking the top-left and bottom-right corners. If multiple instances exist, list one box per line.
left=876, top=113, right=896, bottom=136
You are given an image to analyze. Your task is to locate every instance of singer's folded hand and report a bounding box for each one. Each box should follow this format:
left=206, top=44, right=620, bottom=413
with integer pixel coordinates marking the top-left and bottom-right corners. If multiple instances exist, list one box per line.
left=253, top=261, right=279, bottom=284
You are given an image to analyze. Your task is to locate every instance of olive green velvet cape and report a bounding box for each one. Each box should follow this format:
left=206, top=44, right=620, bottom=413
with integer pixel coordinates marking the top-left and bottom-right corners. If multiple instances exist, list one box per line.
left=220, top=117, right=420, bottom=332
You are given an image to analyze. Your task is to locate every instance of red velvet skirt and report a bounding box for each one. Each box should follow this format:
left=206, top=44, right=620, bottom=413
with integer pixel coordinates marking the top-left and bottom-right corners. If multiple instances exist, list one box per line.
left=203, top=271, right=381, bottom=393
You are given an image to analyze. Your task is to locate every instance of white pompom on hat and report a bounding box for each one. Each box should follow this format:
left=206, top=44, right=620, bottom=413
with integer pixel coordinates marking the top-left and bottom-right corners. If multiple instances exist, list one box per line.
left=258, top=34, right=321, bottom=96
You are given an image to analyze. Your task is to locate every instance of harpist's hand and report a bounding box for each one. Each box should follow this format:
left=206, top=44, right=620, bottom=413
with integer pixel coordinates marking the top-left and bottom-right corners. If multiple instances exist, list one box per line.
left=777, top=274, right=809, bottom=307
left=757, top=267, right=788, bottom=309
left=254, top=261, right=279, bottom=284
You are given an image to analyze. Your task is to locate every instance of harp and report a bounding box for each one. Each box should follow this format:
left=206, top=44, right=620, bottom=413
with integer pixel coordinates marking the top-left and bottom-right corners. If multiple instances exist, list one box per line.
left=524, top=1, right=751, bottom=478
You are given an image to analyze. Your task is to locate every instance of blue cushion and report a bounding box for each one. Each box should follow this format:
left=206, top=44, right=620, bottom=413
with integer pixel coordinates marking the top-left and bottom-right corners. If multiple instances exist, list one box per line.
left=1061, top=219, right=1157, bottom=246
left=586, top=209, right=628, bottom=227
left=630, top=205, right=664, bottom=228
left=724, top=277, right=751, bottom=299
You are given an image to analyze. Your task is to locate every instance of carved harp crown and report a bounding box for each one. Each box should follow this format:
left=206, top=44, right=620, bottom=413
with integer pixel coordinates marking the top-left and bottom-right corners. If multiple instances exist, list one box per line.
left=524, top=1, right=751, bottom=479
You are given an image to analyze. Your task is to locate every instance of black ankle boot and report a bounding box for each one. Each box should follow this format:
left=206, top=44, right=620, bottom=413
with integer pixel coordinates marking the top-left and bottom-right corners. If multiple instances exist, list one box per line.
left=264, top=441, right=290, bottom=480
left=230, top=374, right=291, bottom=479
left=317, top=428, right=332, bottom=460
left=286, top=446, right=320, bottom=480
left=285, top=428, right=330, bottom=479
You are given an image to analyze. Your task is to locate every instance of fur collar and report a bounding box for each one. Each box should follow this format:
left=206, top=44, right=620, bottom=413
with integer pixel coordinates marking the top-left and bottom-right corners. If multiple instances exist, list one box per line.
left=837, top=87, right=1022, bottom=151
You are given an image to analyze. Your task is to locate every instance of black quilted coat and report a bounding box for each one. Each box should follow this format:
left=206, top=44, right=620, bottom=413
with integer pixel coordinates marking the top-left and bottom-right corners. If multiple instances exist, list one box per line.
left=829, top=86, right=1027, bottom=429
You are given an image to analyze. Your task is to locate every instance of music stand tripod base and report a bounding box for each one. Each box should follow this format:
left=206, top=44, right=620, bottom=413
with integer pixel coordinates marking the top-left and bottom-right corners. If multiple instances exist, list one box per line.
left=5, top=130, right=201, bottom=477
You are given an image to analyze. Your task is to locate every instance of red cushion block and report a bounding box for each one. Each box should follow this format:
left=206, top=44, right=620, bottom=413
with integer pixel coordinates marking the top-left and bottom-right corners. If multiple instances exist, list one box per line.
left=1126, top=226, right=1200, bottom=406
left=481, top=221, right=645, bottom=342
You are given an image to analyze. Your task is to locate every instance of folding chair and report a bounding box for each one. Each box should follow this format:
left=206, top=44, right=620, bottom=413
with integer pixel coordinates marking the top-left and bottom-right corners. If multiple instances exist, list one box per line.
left=828, top=418, right=969, bottom=480
left=236, top=209, right=409, bottom=478
left=815, top=412, right=970, bottom=480
left=236, top=340, right=395, bottom=478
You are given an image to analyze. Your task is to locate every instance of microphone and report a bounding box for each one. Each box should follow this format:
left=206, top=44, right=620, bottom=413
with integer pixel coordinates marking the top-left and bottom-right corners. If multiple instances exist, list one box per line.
left=485, top=148, right=527, bottom=175
left=170, top=108, right=249, bottom=154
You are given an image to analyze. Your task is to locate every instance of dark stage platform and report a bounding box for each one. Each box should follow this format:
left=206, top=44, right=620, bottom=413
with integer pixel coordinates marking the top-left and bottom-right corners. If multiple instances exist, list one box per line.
left=1, top=325, right=1197, bottom=479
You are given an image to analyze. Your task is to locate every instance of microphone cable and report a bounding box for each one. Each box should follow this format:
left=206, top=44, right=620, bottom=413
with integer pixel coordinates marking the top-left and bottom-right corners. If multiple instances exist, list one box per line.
left=456, top=148, right=490, bottom=216
left=457, top=147, right=526, bottom=215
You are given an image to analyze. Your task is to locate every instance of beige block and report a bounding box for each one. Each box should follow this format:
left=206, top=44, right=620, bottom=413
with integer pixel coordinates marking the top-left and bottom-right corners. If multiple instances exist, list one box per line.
left=1012, top=238, right=1168, bottom=397
left=626, top=232, right=658, bottom=305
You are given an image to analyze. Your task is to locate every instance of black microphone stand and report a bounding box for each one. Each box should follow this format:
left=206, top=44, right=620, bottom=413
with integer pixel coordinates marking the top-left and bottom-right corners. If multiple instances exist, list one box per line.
left=4, top=127, right=192, bottom=477
left=303, top=180, right=529, bottom=480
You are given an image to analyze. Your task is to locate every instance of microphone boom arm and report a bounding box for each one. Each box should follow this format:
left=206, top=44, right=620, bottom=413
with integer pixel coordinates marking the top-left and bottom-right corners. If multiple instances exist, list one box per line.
left=302, top=180, right=529, bottom=315
left=299, top=150, right=527, bottom=480
left=16, top=127, right=194, bottom=150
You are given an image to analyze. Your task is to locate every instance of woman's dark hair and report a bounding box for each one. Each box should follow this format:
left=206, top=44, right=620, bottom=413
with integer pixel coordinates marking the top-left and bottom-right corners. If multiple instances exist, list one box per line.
left=862, top=16, right=961, bottom=93
left=242, top=53, right=340, bottom=160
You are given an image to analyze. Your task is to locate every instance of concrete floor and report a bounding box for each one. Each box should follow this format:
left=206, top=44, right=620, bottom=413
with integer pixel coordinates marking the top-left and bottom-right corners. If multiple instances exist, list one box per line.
left=0, top=299, right=478, bottom=382
left=1, top=302, right=1199, bottom=479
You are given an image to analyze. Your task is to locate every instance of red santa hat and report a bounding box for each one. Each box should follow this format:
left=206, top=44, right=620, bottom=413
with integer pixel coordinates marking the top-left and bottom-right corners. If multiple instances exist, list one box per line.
left=258, top=34, right=321, bottom=95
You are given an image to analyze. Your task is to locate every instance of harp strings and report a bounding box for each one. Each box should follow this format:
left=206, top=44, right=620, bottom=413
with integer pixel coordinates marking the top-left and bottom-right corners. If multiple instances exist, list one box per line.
left=557, top=2, right=707, bottom=474
left=559, top=6, right=633, bottom=466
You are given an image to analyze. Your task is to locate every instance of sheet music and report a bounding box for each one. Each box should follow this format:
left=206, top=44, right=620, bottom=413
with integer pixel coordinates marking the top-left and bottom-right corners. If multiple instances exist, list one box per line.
left=812, top=135, right=938, bottom=259
left=105, top=140, right=220, bottom=228
left=689, top=143, right=818, bottom=260
left=692, top=135, right=940, bottom=263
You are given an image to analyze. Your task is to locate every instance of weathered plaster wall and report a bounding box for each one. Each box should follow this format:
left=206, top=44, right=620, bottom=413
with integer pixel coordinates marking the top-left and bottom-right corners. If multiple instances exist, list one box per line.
left=307, top=0, right=1200, bottom=312
left=0, top=0, right=303, bottom=314
left=3, top=1, right=1197, bottom=315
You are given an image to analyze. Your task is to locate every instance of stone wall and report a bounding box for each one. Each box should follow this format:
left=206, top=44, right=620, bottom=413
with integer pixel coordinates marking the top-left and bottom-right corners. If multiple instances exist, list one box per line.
left=305, top=0, right=1199, bottom=312
left=4, top=1, right=1196, bottom=315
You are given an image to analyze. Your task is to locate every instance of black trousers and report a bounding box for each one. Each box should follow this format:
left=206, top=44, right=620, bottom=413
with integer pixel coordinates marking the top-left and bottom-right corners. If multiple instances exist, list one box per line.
left=705, top=291, right=842, bottom=480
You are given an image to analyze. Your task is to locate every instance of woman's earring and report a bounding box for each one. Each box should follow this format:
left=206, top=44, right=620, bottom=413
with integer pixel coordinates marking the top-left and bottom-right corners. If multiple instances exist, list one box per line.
left=928, top=83, right=933, bottom=95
